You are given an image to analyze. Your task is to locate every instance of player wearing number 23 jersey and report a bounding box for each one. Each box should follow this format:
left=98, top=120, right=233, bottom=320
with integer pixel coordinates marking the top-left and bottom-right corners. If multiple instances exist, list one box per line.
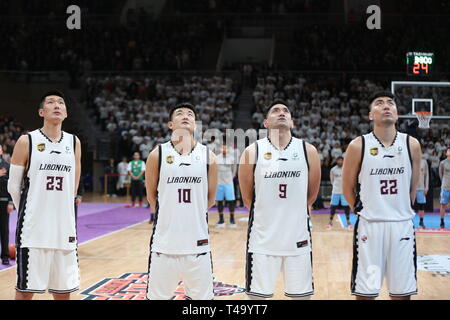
left=8, top=91, right=81, bottom=299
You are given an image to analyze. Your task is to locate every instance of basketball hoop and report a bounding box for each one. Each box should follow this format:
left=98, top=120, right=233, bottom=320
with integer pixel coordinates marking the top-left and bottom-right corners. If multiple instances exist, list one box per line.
left=415, top=111, right=432, bottom=129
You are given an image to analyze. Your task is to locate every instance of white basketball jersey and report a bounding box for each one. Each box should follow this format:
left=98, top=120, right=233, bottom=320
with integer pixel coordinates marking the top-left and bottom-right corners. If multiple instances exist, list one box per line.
left=248, top=137, right=311, bottom=256
left=17, top=129, right=77, bottom=250
left=330, top=165, right=343, bottom=194
left=150, top=141, right=210, bottom=254
left=357, top=132, right=415, bottom=221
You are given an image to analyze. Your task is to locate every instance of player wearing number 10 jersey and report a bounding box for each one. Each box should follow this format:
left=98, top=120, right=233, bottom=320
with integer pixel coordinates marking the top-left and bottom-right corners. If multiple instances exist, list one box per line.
left=239, top=100, right=321, bottom=300
left=8, top=91, right=81, bottom=300
left=342, top=91, right=421, bottom=300
left=145, top=103, right=218, bottom=300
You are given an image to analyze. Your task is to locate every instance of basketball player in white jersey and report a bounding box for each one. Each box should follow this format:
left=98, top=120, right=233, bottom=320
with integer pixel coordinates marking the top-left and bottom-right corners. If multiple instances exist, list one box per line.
left=145, top=103, right=218, bottom=300
left=439, top=148, right=450, bottom=228
left=8, top=90, right=81, bottom=300
left=417, top=151, right=429, bottom=229
left=239, top=100, right=321, bottom=299
left=342, top=91, right=421, bottom=300
left=327, top=156, right=352, bottom=230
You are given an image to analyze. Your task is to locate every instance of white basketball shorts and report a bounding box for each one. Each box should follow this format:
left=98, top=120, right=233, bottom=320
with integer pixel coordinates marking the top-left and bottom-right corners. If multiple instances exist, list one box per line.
left=245, top=252, right=314, bottom=299
left=351, top=217, right=417, bottom=298
left=146, top=252, right=214, bottom=300
left=16, top=247, right=80, bottom=294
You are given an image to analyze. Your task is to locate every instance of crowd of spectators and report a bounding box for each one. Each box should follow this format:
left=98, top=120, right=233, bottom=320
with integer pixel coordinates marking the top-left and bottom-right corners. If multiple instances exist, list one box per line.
left=251, top=73, right=450, bottom=176
left=85, top=74, right=239, bottom=160
left=0, top=116, right=26, bottom=164
left=289, top=20, right=450, bottom=72
left=173, top=0, right=331, bottom=14
left=0, top=16, right=221, bottom=73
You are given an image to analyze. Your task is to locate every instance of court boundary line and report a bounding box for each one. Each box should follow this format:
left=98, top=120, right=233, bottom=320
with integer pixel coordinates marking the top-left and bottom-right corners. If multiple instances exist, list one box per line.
left=0, top=219, right=149, bottom=274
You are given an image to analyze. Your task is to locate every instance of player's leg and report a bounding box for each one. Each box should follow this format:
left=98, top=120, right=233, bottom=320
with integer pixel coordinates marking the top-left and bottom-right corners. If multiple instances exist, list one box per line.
left=439, top=190, right=449, bottom=228
left=129, top=180, right=137, bottom=207
left=327, top=194, right=339, bottom=229
left=0, top=203, right=10, bottom=264
left=386, top=220, right=417, bottom=300
left=216, top=185, right=225, bottom=227
left=181, top=252, right=214, bottom=300
left=351, top=217, right=384, bottom=300
left=283, top=253, right=314, bottom=300
left=340, top=195, right=352, bottom=230
left=137, top=180, right=144, bottom=207
left=225, top=184, right=236, bottom=227
left=146, top=252, right=181, bottom=300
left=15, top=248, right=49, bottom=300
left=48, top=249, right=80, bottom=300
left=245, top=253, right=281, bottom=299
left=416, top=190, right=426, bottom=228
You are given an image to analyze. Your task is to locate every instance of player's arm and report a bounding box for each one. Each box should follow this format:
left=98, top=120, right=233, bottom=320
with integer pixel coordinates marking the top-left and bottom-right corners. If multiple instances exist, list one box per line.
left=329, top=167, right=334, bottom=186
left=342, top=137, right=362, bottom=212
left=145, top=147, right=160, bottom=213
left=238, top=143, right=256, bottom=210
left=74, top=137, right=81, bottom=197
left=305, top=142, right=321, bottom=207
left=207, top=150, right=218, bottom=209
left=409, top=137, right=422, bottom=204
left=7, top=135, right=29, bottom=209
left=424, top=160, right=429, bottom=195
left=439, top=160, right=444, bottom=181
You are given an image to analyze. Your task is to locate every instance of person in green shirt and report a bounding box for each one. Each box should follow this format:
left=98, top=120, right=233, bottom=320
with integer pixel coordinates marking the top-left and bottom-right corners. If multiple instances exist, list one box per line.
left=126, top=152, right=146, bottom=207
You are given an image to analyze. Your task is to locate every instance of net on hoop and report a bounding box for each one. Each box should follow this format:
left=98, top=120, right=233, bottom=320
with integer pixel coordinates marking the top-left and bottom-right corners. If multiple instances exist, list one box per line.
left=415, top=111, right=432, bottom=129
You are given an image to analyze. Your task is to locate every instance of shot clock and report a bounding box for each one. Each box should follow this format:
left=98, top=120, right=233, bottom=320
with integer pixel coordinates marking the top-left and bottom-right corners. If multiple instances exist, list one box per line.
left=406, top=52, right=434, bottom=76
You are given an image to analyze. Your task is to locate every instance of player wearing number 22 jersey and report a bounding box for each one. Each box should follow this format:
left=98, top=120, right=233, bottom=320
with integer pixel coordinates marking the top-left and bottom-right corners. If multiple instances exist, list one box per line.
left=343, top=91, right=422, bottom=300
left=239, top=100, right=321, bottom=300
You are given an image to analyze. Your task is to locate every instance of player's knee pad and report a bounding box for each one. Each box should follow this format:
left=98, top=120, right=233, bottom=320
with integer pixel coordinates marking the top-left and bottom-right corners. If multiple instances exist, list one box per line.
left=330, top=206, right=337, bottom=214
left=217, top=201, right=224, bottom=213
left=227, top=200, right=236, bottom=212
left=418, top=203, right=425, bottom=211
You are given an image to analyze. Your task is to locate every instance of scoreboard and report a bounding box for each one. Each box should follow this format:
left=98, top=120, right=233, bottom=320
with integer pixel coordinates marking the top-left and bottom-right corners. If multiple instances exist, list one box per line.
left=406, top=52, right=434, bottom=76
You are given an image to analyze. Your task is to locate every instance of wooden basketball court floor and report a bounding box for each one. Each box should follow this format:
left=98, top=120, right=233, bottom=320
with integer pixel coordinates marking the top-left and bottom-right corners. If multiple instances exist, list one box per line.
left=0, top=194, right=448, bottom=300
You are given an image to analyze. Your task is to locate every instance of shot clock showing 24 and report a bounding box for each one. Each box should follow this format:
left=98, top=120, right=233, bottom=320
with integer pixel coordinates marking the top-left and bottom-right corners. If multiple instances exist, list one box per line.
left=406, top=52, right=434, bottom=76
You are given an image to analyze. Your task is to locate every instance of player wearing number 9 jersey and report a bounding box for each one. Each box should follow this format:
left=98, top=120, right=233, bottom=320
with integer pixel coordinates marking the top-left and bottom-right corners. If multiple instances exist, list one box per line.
left=239, top=100, right=321, bottom=300
left=8, top=90, right=81, bottom=300
left=342, top=91, right=421, bottom=300
left=145, top=103, right=218, bottom=300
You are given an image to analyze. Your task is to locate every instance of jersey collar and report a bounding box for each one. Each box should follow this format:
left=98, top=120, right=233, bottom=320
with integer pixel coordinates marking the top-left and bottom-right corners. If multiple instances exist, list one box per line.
left=371, top=131, right=398, bottom=148
left=39, top=128, right=64, bottom=144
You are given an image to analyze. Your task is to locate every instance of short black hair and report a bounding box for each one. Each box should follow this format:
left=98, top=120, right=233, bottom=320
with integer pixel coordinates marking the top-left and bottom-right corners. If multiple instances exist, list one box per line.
left=368, top=91, right=396, bottom=107
left=336, top=156, right=343, bottom=160
left=168, top=102, right=197, bottom=120
left=265, top=99, right=290, bottom=117
left=39, top=90, right=65, bottom=109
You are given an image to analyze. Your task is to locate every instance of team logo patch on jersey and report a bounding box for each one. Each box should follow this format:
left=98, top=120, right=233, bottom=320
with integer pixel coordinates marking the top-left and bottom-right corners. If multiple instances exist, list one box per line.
left=197, top=239, right=209, bottom=246
left=80, top=273, right=245, bottom=300
left=37, top=143, right=46, bottom=152
left=264, top=152, right=272, bottom=160
left=292, top=152, right=299, bottom=160
left=369, top=148, right=378, bottom=156
left=166, top=155, right=174, bottom=164
left=361, top=235, right=368, bottom=243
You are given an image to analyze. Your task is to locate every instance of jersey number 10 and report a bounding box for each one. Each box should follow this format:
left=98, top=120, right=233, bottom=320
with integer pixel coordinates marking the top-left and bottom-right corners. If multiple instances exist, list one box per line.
left=178, top=189, right=191, bottom=203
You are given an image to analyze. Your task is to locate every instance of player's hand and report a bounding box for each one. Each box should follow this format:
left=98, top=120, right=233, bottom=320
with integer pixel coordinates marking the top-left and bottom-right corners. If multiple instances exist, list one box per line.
left=75, top=196, right=82, bottom=206
left=0, top=167, right=6, bottom=177
left=7, top=203, right=14, bottom=213
left=425, top=189, right=428, bottom=196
